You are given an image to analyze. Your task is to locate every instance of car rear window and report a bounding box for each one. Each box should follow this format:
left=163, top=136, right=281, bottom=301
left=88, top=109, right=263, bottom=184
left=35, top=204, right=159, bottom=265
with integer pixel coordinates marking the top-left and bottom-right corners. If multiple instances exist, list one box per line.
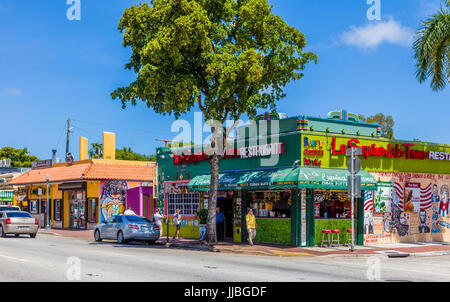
left=0, top=206, right=20, bottom=211
left=6, top=212, right=32, bottom=218
left=125, top=216, right=147, bottom=222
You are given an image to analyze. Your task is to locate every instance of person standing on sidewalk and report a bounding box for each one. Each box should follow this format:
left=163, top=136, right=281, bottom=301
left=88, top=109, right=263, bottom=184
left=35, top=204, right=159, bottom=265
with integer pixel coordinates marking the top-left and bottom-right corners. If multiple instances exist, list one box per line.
left=173, top=209, right=182, bottom=240
left=153, top=208, right=164, bottom=237
left=216, top=207, right=225, bottom=242
left=246, top=208, right=257, bottom=246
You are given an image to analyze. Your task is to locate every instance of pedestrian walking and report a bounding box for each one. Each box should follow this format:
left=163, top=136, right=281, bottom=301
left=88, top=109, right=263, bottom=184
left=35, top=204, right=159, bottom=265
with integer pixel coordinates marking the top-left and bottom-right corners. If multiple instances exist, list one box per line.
left=153, top=208, right=164, bottom=237
left=124, top=207, right=137, bottom=215
left=216, top=207, right=225, bottom=242
left=173, top=209, right=182, bottom=240
left=246, top=208, right=257, bottom=246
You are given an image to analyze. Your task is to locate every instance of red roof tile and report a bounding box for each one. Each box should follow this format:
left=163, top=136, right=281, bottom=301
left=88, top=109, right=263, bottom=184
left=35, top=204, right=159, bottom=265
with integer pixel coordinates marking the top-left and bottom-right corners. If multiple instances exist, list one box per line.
left=8, top=162, right=154, bottom=185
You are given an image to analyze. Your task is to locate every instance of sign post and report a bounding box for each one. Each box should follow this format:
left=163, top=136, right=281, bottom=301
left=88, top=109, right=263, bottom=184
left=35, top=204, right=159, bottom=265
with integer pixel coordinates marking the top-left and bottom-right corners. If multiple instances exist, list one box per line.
left=346, top=147, right=362, bottom=252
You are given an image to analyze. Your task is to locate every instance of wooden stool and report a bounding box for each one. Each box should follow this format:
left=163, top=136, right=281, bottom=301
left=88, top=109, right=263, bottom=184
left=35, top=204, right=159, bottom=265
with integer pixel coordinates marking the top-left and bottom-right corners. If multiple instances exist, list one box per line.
left=331, top=229, right=341, bottom=246
left=321, top=229, right=331, bottom=247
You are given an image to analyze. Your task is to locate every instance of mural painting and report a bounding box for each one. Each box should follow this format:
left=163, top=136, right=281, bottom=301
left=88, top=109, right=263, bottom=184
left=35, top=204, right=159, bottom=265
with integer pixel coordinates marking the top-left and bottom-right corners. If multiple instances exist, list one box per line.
left=100, top=181, right=142, bottom=222
left=364, top=172, right=450, bottom=244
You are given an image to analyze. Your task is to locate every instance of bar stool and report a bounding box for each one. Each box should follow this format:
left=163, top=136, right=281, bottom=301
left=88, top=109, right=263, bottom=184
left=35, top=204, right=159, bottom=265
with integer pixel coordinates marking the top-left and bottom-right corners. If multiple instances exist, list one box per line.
left=345, top=229, right=354, bottom=246
left=321, top=229, right=331, bottom=247
left=331, top=229, right=341, bottom=246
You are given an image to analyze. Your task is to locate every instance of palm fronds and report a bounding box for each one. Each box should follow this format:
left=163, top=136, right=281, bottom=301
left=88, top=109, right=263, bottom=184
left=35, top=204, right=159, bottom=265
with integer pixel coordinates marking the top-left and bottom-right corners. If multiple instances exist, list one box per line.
left=413, top=0, right=450, bottom=91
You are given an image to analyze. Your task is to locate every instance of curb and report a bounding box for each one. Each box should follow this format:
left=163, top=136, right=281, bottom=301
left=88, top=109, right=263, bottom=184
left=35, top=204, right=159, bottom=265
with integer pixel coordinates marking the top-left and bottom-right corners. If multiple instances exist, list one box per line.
left=38, top=231, right=61, bottom=236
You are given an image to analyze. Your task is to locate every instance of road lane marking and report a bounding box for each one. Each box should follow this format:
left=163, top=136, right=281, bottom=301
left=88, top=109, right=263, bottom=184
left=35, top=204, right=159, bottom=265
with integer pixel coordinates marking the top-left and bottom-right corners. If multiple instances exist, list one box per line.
left=0, top=254, right=28, bottom=263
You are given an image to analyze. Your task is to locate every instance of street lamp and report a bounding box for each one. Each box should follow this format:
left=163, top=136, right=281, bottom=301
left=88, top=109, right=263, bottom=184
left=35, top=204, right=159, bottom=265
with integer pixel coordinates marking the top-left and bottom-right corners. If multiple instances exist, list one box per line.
left=46, top=174, right=51, bottom=230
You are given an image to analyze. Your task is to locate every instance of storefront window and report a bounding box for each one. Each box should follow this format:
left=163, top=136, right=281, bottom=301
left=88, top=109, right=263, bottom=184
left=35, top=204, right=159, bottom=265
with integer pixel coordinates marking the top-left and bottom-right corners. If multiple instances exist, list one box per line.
left=54, top=199, right=62, bottom=221
left=247, top=191, right=291, bottom=218
left=315, top=190, right=354, bottom=219
left=88, top=198, right=98, bottom=223
left=167, top=193, right=199, bottom=216
left=30, top=200, right=39, bottom=214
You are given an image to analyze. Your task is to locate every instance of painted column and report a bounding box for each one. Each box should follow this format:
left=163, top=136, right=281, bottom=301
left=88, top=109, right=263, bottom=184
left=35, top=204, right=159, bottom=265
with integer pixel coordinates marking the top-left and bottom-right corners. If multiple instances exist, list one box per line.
left=306, top=188, right=315, bottom=247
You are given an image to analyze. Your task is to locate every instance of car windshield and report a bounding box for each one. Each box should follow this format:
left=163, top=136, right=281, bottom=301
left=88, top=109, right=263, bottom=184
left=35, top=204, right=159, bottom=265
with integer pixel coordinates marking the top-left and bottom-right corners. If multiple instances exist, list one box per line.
left=125, top=216, right=148, bottom=223
left=6, top=212, right=32, bottom=218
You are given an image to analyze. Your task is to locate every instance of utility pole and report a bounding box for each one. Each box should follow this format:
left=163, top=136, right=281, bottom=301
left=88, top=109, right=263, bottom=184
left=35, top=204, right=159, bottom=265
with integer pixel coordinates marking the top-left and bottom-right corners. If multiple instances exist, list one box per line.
left=66, top=117, right=72, bottom=157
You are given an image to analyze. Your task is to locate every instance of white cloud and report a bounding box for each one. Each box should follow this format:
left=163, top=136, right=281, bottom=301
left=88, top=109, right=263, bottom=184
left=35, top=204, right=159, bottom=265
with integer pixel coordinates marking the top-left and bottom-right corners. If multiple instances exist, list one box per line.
left=1, top=88, right=23, bottom=96
left=341, top=18, right=415, bottom=50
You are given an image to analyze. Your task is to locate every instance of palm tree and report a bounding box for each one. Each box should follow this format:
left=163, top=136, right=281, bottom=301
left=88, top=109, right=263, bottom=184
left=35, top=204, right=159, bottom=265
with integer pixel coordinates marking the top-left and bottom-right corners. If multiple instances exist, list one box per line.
left=413, top=0, right=449, bottom=91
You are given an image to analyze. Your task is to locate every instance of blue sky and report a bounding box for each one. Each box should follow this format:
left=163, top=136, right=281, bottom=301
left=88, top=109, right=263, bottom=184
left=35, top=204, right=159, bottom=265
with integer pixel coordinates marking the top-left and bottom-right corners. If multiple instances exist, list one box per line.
left=0, top=0, right=448, bottom=161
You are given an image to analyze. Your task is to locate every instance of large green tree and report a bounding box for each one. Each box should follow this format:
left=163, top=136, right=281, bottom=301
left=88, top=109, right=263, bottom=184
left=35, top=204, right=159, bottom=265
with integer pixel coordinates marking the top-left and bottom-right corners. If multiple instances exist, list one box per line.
left=358, top=113, right=395, bottom=139
left=112, top=0, right=317, bottom=243
left=88, top=143, right=155, bottom=161
left=0, top=147, right=40, bottom=168
left=413, top=0, right=449, bottom=91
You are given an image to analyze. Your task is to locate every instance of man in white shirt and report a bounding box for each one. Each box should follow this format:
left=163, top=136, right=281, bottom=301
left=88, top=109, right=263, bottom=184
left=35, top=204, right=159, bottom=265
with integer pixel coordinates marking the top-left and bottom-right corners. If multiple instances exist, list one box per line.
left=153, top=208, right=163, bottom=237
left=124, top=207, right=137, bottom=215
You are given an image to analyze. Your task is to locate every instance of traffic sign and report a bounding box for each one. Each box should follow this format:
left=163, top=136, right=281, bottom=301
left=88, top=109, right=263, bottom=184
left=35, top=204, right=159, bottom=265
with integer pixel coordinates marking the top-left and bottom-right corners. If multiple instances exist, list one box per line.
left=346, top=147, right=362, bottom=156
left=347, top=156, right=361, bottom=174
left=347, top=175, right=361, bottom=198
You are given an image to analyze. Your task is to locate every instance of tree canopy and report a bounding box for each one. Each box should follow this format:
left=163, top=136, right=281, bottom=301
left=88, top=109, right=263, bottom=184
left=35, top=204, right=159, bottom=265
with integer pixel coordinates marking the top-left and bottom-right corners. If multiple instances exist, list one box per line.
left=111, top=0, right=317, bottom=122
left=413, top=0, right=449, bottom=91
left=358, top=113, right=395, bottom=139
left=0, top=147, right=40, bottom=168
left=88, top=143, right=156, bottom=161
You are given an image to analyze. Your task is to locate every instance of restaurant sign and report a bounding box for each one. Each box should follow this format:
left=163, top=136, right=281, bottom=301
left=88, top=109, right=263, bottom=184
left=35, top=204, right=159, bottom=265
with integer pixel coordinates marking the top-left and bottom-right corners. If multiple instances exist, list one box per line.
left=174, top=142, right=284, bottom=165
left=331, top=137, right=448, bottom=161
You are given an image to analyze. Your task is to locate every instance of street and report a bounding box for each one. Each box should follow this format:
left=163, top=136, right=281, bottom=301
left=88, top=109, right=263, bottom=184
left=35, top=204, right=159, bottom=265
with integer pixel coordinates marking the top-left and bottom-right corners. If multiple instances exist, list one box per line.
left=0, top=233, right=449, bottom=282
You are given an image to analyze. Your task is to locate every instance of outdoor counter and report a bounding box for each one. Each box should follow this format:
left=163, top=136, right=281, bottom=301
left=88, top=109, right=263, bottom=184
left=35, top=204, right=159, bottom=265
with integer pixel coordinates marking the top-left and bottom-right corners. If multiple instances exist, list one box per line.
left=315, top=218, right=352, bottom=245
left=254, top=217, right=291, bottom=245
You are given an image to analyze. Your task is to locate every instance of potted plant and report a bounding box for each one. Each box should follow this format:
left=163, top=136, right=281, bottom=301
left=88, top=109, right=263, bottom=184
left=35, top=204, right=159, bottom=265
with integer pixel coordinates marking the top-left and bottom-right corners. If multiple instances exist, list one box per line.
left=197, top=208, right=208, bottom=241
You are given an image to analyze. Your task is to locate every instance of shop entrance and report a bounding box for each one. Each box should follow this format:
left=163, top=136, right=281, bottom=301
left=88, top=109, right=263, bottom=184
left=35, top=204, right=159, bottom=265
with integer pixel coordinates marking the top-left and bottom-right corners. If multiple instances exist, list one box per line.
left=68, top=191, right=87, bottom=229
left=217, top=197, right=233, bottom=240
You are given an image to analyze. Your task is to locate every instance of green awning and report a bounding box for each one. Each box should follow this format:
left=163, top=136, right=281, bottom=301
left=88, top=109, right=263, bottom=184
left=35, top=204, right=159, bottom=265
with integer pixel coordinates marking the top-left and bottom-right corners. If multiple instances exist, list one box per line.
left=297, top=167, right=377, bottom=190
left=188, top=167, right=377, bottom=191
left=187, top=167, right=299, bottom=191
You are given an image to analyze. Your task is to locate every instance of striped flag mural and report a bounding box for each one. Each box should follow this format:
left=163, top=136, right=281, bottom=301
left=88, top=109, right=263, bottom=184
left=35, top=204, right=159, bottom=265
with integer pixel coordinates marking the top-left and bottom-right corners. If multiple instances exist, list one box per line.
left=364, top=190, right=374, bottom=212
left=420, top=184, right=433, bottom=210
left=392, top=181, right=405, bottom=210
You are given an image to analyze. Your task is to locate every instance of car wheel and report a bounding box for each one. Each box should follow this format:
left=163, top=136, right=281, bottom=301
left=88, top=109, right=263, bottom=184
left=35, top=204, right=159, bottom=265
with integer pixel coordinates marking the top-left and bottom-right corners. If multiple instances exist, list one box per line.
left=30, top=233, right=36, bottom=238
left=147, top=240, right=156, bottom=245
left=0, top=226, right=6, bottom=238
left=94, top=229, right=102, bottom=242
left=117, top=231, right=126, bottom=244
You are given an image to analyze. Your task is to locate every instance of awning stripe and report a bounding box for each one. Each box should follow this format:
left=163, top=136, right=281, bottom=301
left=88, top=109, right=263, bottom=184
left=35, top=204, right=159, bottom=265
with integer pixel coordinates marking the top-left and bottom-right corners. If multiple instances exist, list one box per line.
left=187, top=167, right=377, bottom=191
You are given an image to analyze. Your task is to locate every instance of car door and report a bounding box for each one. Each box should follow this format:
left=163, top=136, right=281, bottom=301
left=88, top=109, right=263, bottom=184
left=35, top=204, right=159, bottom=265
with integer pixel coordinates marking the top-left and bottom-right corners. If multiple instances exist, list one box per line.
left=111, top=216, right=123, bottom=239
left=101, top=216, right=116, bottom=239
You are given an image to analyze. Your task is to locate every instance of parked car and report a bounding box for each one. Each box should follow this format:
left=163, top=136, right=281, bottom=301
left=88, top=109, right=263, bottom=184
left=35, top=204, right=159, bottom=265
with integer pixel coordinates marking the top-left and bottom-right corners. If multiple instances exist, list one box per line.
left=94, top=215, right=160, bottom=245
left=0, top=211, right=39, bottom=238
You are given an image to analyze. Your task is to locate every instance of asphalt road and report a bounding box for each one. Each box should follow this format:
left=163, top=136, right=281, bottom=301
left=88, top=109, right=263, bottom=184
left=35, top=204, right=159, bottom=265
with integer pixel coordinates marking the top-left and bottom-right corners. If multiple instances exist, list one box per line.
left=0, top=233, right=449, bottom=282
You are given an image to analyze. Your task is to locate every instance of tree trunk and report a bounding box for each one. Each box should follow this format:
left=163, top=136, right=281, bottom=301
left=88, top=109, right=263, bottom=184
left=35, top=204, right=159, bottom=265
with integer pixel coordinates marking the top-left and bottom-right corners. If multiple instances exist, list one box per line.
left=206, top=154, right=220, bottom=243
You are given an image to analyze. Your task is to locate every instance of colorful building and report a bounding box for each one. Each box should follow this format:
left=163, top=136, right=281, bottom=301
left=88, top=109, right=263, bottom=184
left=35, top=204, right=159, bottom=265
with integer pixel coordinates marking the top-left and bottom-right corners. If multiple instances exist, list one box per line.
left=156, top=110, right=450, bottom=246
left=8, top=132, right=156, bottom=229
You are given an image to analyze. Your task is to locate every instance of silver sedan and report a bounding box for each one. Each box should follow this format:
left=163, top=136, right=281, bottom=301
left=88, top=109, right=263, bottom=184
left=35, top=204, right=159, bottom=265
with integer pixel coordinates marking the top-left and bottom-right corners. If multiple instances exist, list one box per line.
left=94, top=215, right=160, bottom=244
left=0, top=211, right=39, bottom=238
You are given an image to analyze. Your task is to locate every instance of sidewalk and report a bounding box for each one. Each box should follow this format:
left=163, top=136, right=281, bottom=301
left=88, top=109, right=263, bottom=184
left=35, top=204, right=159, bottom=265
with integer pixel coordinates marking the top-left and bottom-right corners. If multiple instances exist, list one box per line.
left=38, top=228, right=450, bottom=258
